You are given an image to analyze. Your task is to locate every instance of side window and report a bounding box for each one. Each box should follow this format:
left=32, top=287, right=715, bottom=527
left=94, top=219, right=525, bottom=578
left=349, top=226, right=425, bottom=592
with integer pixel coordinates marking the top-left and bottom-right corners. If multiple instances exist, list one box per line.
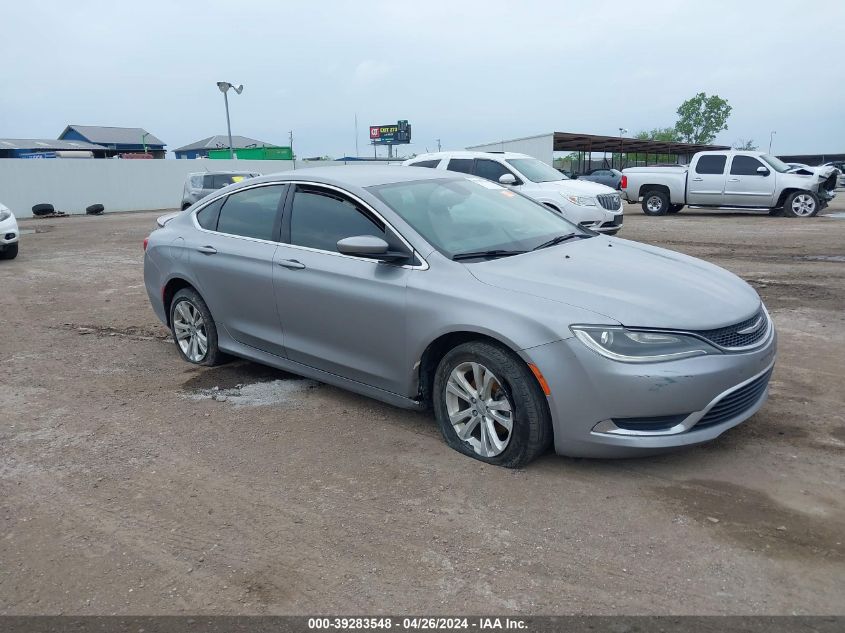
left=289, top=186, right=385, bottom=252
left=695, top=155, right=727, bottom=175
left=730, top=156, right=766, bottom=176
left=474, top=159, right=516, bottom=183
left=202, top=174, right=215, bottom=189
left=411, top=159, right=440, bottom=168
left=447, top=158, right=473, bottom=174
left=195, top=197, right=225, bottom=231
left=216, top=185, right=284, bottom=241
left=190, top=174, right=204, bottom=188
left=211, top=174, right=238, bottom=189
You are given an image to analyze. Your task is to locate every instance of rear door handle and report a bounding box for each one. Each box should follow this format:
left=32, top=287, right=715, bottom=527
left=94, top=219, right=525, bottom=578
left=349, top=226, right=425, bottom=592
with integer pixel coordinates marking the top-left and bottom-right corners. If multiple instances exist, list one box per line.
left=728, top=178, right=740, bottom=182
left=197, top=245, right=217, bottom=255
left=277, top=259, right=306, bottom=270
left=691, top=177, right=703, bottom=181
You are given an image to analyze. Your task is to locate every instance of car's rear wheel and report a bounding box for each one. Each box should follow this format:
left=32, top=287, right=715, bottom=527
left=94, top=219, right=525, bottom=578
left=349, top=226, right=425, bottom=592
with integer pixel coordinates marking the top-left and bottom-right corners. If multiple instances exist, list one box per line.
left=433, top=341, right=552, bottom=468
left=642, top=191, right=669, bottom=216
left=783, top=191, right=819, bottom=218
left=169, top=288, right=224, bottom=366
left=0, top=243, right=19, bottom=260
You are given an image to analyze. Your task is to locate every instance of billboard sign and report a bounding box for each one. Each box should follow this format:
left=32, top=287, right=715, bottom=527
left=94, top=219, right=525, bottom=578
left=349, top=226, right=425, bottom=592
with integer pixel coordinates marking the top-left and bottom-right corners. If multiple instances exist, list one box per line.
left=369, top=120, right=411, bottom=145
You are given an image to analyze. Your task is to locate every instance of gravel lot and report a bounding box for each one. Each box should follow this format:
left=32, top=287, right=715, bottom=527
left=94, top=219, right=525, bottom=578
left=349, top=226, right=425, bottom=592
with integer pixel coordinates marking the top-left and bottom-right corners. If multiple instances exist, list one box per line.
left=1, top=199, right=844, bottom=615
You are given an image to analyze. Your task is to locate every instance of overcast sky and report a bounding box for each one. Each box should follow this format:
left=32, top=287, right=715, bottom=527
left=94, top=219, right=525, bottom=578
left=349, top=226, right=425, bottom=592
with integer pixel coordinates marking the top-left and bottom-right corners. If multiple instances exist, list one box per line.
left=2, top=1, right=843, bottom=158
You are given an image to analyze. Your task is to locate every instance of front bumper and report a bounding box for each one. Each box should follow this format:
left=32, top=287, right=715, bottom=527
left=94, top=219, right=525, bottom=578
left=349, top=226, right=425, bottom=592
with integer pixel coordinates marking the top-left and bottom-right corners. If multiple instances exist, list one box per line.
left=561, top=201, right=623, bottom=234
left=0, top=215, right=20, bottom=246
left=523, top=326, right=777, bottom=458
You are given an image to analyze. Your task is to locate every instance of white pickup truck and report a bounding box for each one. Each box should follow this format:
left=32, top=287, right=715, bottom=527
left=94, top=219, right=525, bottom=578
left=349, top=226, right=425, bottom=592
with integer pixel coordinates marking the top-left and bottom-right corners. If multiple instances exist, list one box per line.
left=621, top=150, right=838, bottom=218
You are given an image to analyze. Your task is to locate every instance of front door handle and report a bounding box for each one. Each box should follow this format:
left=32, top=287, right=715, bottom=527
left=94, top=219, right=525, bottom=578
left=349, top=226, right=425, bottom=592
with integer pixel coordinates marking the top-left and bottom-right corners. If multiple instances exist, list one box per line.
left=197, top=245, right=217, bottom=255
left=728, top=178, right=740, bottom=182
left=277, top=259, right=306, bottom=270
left=691, top=177, right=704, bottom=182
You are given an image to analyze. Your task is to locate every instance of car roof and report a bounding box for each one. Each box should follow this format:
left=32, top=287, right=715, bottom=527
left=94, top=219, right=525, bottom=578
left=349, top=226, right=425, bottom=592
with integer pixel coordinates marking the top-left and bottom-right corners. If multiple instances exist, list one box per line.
left=409, top=151, right=532, bottom=161
left=242, top=165, right=462, bottom=188
left=188, top=170, right=258, bottom=177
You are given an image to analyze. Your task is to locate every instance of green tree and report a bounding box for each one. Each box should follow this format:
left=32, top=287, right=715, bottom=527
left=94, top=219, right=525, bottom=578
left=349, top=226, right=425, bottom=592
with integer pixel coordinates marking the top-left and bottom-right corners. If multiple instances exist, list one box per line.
left=634, top=127, right=679, bottom=142
left=733, top=138, right=757, bottom=150
left=675, top=92, right=732, bottom=144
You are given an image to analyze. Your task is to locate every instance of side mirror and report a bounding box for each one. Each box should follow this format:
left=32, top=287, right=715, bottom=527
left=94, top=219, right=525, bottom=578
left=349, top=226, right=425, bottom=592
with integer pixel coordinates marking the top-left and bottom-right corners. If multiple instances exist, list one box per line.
left=336, top=235, right=408, bottom=262
left=498, top=173, right=517, bottom=186
left=757, top=166, right=770, bottom=175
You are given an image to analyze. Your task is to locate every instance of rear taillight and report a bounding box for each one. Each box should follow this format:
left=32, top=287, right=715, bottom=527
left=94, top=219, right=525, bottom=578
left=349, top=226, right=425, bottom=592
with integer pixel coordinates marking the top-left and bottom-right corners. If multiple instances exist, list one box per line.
left=620, top=175, right=628, bottom=189
left=143, top=237, right=149, bottom=251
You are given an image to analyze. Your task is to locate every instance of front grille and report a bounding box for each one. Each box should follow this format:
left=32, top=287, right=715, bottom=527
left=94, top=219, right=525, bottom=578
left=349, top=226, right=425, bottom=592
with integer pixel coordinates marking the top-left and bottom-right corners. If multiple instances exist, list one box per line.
left=693, top=308, right=768, bottom=349
left=696, top=369, right=773, bottom=429
left=596, top=193, right=621, bottom=210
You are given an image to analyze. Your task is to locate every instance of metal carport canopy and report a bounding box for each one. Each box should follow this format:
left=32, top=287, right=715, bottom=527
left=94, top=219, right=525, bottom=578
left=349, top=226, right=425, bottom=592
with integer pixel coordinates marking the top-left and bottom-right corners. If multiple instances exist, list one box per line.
left=552, top=132, right=729, bottom=155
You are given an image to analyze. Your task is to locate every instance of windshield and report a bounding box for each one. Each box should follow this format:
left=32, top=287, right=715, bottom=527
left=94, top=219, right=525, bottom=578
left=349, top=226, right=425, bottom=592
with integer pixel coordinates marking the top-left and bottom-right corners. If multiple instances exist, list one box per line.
left=760, top=154, right=791, bottom=173
left=368, top=177, right=586, bottom=258
left=506, top=158, right=567, bottom=182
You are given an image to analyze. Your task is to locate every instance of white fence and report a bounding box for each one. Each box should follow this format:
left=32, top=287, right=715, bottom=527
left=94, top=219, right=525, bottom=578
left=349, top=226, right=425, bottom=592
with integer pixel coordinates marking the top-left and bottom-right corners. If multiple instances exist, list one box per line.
left=0, top=159, right=399, bottom=218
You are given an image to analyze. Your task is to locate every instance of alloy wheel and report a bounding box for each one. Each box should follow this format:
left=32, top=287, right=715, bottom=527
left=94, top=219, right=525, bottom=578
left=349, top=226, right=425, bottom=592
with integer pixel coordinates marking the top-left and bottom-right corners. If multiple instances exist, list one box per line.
left=173, top=300, right=208, bottom=362
left=445, top=362, right=513, bottom=457
left=791, top=194, right=816, bottom=217
left=646, top=196, right=663, bottom=212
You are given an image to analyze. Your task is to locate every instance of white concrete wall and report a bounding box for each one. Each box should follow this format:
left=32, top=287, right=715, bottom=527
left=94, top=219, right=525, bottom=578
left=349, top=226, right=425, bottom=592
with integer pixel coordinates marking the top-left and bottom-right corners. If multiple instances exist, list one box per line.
left=466, top=134, right=555, bottom=165
left=0, top=159, right=399, bottom=218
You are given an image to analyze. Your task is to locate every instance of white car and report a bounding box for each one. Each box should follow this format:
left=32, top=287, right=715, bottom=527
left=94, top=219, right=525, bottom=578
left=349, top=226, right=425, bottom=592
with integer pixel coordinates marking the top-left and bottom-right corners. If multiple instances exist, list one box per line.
left=0, top=202, right=19, bottom=260
left=403, top=151, right=623, bottom=233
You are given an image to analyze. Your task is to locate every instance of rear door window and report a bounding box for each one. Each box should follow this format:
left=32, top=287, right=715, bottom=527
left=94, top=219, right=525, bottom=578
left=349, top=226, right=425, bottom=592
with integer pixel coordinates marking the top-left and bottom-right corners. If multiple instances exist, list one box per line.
left=446, top=159, right=473, bottom=174
left=216, top=185, right=285, bottom=241
left=695, top=155, right=727, bottom=175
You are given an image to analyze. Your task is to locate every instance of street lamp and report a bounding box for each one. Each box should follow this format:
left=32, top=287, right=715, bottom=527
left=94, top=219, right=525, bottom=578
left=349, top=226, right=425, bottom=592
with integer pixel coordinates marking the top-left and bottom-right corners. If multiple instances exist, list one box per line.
left=768, top=130, right=776, bottom=154
left=216, top=81, right=244, bottom=159
left=618, top=128, right=628, bottom=170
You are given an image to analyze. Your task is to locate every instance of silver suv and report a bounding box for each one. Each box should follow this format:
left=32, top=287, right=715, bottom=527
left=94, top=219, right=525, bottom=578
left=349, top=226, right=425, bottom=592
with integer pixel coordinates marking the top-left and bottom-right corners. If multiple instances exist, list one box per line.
left=181, top=171, right=260, bottom=210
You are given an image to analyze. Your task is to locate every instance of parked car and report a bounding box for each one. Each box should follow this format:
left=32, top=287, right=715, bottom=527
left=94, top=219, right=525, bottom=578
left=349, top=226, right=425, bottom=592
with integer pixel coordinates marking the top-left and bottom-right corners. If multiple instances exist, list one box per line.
left=404, top=152, right=623, bottom=234
left=181, top=171, right=260, bottom=210
left=0, top=202, right=20, bottom=260
left=144, top=167, right=776, bottom=466
left=578, top=168, right=623, bottom=189
left=621, top=151, right=838, bottom=217
left=822, top=161, right=845, bottom=188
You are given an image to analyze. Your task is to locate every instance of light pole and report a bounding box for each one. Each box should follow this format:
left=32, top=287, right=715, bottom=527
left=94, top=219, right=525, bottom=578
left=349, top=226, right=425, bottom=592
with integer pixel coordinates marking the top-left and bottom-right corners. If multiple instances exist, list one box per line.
left=216, top=81, right=244, bottom=159
left=618, top=128, right=628, bottom=170
left=768, top=130, right=776, bottom=154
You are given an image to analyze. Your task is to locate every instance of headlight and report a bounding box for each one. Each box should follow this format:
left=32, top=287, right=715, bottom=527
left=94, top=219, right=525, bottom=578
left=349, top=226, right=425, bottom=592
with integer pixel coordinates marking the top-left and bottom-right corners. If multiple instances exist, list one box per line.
left=0, top=209, right=10, bottom=222
left=561, top=193, right=596, bottom=206
left=570, top=325, right=720, bottom=363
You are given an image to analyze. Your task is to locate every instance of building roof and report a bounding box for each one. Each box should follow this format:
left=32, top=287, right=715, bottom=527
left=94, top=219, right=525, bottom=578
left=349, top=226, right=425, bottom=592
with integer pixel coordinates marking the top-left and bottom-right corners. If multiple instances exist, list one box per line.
left=173, top=135, right=277, bottom=153
left=469, top=132, right=729, bottom=155
left=59, top=125, right=165, bottom=147
left=0, top=138, right=106, bottom=151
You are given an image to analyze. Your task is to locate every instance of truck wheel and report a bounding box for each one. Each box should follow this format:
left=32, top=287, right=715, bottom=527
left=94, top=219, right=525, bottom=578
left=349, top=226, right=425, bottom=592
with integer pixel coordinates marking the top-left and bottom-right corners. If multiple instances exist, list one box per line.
left=642, top=191, right=669, bottom=216
left=668, top=204, right=684, bottom=214
left=783, top=191, right=819, bottom=218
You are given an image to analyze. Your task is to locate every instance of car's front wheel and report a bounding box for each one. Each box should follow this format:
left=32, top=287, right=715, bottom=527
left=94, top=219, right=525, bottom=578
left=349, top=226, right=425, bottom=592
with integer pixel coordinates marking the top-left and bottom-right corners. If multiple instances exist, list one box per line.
left=0, top=243, right=18, bottom=260
left=169, top=288, right=224, bottom=366
left=783, top=191, right=819, bottom=218
left=433, top=341, right=552, bottom=467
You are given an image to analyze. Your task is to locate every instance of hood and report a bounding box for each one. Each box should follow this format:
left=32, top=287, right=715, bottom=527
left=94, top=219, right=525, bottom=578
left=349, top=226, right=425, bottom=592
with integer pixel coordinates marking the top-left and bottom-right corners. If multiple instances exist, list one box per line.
left=531, top=179, right=616, bottom=196
left=467, top=237, right=761, bottom=330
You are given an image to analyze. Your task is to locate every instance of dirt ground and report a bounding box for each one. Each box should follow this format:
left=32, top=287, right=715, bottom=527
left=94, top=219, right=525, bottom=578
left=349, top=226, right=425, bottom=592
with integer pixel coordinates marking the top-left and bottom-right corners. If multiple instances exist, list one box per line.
left=1, top=198, right=844, bottom=616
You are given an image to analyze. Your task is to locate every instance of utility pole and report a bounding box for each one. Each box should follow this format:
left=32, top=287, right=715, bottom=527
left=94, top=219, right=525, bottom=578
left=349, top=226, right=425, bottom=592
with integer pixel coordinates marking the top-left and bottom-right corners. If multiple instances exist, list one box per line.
left=216, top=82, right=244, bottom=159
left=436, top=138, right=441, bottom=152
left=289, top=131, right=295, bottom=169
left=354, top=114, right=359, bottom=158
left=768, top=130, right=776, bottom=154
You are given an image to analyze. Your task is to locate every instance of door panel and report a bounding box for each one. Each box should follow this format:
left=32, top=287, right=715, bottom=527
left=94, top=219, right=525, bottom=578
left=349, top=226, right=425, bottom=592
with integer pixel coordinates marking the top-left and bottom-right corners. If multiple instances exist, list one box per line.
left=723, top=155, right=776, bottom=207
left=687, top=154, right=727, bottom=206
left=272, top=247, right=409, bottom=392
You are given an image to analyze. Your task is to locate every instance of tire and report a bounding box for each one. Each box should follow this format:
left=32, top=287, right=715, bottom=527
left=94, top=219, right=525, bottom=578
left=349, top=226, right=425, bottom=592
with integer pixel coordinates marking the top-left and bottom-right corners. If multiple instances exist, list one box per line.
left=31, top=203, right=54, bottom=216
left=668, top=204, right=684, bottom=214
left=783, top=191, right=819, bottom=218
left=642, top=190, right=670, bottom=216
left=169, top=288, right=224, bottom=366
left=433, top=341, right=552, bottom=468
left=0, top=243, right=19, bottom=260
left=86, top=204, right=104, bottom=215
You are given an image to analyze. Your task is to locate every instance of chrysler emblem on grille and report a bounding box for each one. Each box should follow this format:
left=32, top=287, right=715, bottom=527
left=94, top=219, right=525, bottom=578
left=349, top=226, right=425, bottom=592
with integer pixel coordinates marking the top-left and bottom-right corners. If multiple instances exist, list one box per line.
left=737, top=316, right=764, bottom=335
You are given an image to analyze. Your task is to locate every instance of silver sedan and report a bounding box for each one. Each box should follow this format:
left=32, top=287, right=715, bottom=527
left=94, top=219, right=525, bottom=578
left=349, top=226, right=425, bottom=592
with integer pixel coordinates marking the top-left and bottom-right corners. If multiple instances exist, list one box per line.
left=143, top=166, right=776, bottom=466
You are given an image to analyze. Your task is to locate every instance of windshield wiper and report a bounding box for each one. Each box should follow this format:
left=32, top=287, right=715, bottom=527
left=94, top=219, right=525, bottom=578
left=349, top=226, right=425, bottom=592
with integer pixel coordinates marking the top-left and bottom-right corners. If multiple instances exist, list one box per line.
left=531, top=233, right=588, bottom=251
left=452, top=249, right=526, bottom=261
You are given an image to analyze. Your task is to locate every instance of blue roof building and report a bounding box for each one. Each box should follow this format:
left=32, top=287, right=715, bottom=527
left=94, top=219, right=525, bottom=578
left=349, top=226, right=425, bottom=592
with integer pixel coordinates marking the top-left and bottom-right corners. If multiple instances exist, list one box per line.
left=59, top=125, right=166, bottom=158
